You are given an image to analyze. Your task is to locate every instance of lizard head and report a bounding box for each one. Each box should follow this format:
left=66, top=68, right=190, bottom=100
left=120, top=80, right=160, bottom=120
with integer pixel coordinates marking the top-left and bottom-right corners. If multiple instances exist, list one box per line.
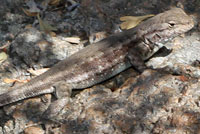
left=137, top=8, right=194, bottom=44
left=161, top=8, right=194, bottom=36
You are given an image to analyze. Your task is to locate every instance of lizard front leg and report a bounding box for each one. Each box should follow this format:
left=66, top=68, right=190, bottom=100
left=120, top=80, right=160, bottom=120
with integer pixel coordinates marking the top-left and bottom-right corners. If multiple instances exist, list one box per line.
left=127, top=48, right=147, bottom=73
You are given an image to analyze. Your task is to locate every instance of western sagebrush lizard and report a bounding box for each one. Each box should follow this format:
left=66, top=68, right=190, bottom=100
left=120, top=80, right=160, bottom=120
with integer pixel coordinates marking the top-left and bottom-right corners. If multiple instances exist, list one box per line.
left=0, top=8, right=194, bottom=117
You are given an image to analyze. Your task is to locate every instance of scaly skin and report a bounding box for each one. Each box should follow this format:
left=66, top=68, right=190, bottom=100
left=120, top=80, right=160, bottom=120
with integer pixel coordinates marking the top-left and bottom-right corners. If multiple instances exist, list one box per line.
left=0, top=8, right=194, bottom=110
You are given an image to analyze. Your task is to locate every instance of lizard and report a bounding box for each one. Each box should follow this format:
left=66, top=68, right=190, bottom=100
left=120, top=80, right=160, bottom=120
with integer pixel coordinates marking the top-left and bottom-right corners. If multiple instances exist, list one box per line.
left=0, top=8, right=194, bottom=117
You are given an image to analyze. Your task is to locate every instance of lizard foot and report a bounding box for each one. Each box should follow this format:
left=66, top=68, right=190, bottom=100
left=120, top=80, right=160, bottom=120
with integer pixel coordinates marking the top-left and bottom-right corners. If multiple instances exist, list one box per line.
left=43, top=97, right=70, bottom=119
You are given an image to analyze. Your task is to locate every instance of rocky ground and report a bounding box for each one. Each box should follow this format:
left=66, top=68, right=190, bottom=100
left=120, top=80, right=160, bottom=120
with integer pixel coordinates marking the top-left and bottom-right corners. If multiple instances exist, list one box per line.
left=0, top=0, right=200, bottom=134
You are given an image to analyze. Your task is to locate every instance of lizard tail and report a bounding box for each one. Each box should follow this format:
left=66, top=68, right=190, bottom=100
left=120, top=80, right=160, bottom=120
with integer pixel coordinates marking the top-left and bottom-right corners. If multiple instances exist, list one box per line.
left=0, top=85, right=54, bottom=107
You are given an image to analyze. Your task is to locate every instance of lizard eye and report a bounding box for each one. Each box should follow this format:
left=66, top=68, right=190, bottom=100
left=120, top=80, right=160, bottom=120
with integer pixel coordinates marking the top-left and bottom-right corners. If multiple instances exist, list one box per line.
left=168, top=21, right=175, bottom=27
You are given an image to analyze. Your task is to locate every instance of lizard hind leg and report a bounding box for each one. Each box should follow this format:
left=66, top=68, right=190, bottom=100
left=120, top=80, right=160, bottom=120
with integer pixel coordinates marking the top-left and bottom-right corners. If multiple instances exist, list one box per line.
left=43, top=81, right=72, bottom=119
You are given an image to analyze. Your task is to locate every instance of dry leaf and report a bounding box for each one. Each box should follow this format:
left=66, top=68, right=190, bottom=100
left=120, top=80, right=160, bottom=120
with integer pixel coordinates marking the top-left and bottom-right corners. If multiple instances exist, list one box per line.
left=3, top=78, right=29, bottom=84
left=25, top=24, right=33, bottom=29
left=0, top=52, right=7, bottom=64
left=89, top=32, right=107, bottom=43
left=64, top=37, right=80, bottom=44
left=22, top=8, right=38, bottom=17
left=3, top=78, right=16, bottom=83
left=178, top=75, right=188, bottom=82
left=3, top=68, right=49, bottom=84
left=49, top=0, right=61, bottom=5
left=0, top=41, right=10, bottom=50
left=27, top=68, right=49, bottom=76
left=120, top=14, right=154, bottom=30
left=49, top=32, right=57, bottom=37
left=37, top=14, right=57, bottom=34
